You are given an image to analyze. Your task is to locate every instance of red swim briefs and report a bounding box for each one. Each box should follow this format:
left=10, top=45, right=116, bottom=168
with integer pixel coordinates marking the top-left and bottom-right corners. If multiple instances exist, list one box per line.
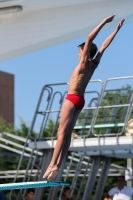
left=66, top=94, right=85, bottom=110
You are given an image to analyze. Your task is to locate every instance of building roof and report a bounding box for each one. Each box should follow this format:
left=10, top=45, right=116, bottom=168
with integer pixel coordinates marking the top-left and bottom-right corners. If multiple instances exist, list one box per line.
left=0, top=0, right=133, bottom=61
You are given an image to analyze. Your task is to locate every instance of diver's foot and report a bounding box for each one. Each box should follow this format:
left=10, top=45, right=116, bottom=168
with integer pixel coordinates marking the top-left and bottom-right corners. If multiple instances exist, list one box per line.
left=43, top=165, right=59, bottom=179
left=47, top=170, right=59, bottom=181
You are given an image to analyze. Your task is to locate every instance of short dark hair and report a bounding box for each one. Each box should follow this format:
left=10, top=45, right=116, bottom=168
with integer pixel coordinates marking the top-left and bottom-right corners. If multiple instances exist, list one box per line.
left=116, top=175, right=125, bottom=181
left=63, top=186, right=71, bottom=195
left=26, top=188, right=35, bottom=194
left=78, top=42, right=98, bottom=59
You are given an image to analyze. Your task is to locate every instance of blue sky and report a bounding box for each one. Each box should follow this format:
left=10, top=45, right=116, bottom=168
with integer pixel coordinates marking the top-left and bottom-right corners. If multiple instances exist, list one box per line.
left=0, top=21, right=133, bottom=130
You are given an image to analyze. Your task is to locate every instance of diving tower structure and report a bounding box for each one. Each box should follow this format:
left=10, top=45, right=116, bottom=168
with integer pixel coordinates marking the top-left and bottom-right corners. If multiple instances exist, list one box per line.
left=6, top=75, right=133, bottom=200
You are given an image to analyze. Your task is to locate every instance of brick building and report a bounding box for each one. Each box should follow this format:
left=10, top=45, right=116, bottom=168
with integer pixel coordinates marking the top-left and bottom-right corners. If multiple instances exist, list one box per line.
left=0, top=71, right=14, bottom=125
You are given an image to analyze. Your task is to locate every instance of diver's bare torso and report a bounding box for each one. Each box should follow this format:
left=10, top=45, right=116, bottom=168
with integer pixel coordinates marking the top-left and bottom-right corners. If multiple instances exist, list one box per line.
left=68, top=60, right=96, bottom=96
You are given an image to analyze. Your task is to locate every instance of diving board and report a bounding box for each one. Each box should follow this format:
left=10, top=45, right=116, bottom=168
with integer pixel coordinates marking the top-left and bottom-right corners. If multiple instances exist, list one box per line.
left=0, top=181, right=70, bottom=191
left=74, top=123, right=125, bottom=130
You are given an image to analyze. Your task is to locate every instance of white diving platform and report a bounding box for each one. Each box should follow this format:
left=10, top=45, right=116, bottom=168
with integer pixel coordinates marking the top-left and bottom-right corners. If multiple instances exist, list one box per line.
left=28, top=135, right=133, bottom=158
